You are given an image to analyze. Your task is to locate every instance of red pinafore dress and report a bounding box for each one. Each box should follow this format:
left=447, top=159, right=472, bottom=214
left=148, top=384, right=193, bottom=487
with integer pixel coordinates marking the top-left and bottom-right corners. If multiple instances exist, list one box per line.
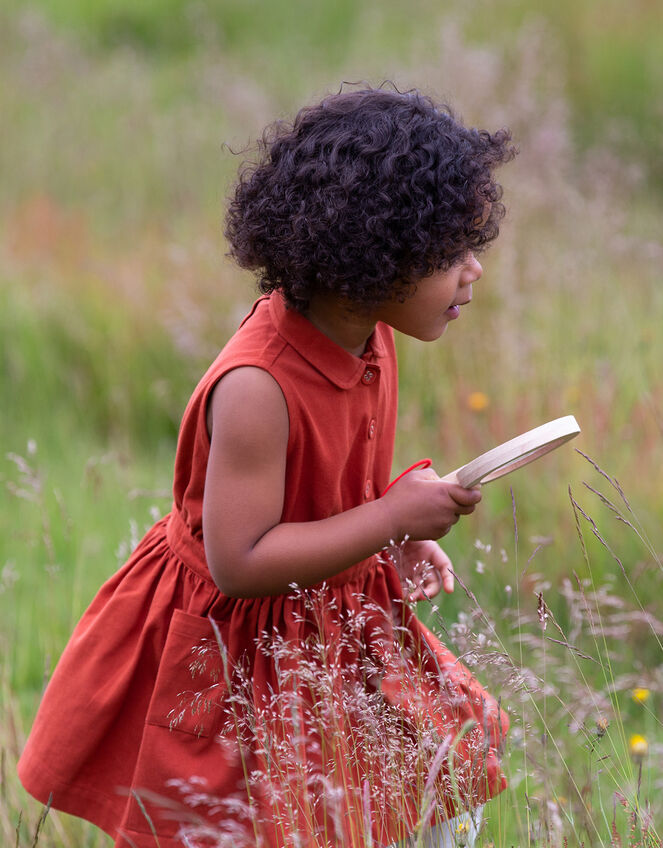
left=18, top=294, right=508, bottom=848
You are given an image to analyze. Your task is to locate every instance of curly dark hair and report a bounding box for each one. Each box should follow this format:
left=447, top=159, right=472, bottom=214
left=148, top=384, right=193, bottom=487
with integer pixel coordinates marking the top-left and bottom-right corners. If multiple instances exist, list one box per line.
left=225, top=85, right=516, bottom=312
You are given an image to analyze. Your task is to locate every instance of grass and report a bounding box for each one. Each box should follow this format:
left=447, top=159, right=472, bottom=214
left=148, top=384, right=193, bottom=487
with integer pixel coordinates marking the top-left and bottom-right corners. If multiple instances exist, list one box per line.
left=19, top=0, right=663, bottom=186
left=3, top=448, right=661, bottom=846
left=1, top=2, right=662, bottom=845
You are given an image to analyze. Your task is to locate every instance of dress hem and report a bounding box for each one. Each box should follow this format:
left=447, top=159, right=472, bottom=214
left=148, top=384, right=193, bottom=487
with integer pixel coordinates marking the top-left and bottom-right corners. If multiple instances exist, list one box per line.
left=18, top=748, right=120, bottom=838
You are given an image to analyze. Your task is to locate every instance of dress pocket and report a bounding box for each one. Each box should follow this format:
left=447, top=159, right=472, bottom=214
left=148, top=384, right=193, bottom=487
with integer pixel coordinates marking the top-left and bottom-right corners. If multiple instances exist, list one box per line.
left=146, top=608, right=226, bottom=738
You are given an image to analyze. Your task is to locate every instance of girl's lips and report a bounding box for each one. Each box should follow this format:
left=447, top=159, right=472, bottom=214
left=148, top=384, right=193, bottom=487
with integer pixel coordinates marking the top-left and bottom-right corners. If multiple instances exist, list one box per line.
left=445, top=304, right=460, bottom=319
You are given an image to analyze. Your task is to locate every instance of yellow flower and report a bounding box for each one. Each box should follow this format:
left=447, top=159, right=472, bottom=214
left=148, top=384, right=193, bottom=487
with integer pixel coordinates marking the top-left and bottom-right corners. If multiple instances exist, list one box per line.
left=467, top=391, right=490, bottom=412
left=632, top=687, right=650, bottom=704
left=563, top=383, right=581, bottom=406
left=455, top=819, right=470, bottom=835
left=629, top=734, right=648, bottom=760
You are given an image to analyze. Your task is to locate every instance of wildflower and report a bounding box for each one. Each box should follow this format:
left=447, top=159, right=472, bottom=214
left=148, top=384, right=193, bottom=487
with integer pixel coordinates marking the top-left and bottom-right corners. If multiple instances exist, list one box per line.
left=466, top=391, right=489, bottom=412
left=629, top=734, right=648, bottom=760
left=595, top=716, right=609, bottom=738
left=631, top=687, right=650, bottom=704
left=563, top=384, right=580, bottom=406
left=456, top=819, right=471, bottom=835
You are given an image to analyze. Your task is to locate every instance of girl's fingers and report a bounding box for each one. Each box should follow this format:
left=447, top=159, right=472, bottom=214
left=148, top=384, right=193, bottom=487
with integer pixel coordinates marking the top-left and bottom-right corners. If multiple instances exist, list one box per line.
left=408, top=566, right=446, bottom=601
left=448, top=484, right=482, bottom=506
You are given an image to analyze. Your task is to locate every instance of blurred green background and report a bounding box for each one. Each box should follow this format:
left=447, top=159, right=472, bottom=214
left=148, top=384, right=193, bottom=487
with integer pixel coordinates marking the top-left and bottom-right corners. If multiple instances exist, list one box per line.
left=2, top=0, right=662, bottom=845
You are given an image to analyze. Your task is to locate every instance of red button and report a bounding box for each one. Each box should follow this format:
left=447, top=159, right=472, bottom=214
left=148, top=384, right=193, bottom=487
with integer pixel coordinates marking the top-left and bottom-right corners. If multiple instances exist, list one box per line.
left=364, top=480, right=372, bottom=499
left=362, top=369, right=376, bottom=385
left=368, top=418, right=376, bottom=439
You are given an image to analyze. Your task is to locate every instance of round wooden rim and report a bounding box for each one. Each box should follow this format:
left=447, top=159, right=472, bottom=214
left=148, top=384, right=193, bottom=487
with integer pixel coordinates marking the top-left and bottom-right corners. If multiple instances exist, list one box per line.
left=448, top=415, right=581, bottom=487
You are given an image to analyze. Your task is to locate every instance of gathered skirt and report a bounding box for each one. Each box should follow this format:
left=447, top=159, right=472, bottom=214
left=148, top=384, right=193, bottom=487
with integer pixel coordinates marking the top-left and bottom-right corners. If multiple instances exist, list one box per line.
left=18, top=508, right=508, bottom=848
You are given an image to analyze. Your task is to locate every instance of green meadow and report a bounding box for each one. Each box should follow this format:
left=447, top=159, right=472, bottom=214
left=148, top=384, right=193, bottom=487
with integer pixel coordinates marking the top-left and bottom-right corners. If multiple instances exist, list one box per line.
left=1, top=1, right=662, bottom=845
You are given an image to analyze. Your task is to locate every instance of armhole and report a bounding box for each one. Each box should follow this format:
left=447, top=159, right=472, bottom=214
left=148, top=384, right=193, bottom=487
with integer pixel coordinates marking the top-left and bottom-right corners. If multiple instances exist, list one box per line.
left=202, top=364, right=291, bottom=445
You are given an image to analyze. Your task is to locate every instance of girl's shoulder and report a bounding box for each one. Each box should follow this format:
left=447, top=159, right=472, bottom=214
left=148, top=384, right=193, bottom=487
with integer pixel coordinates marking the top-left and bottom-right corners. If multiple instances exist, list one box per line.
left=193, top=296, right=287, bottom=401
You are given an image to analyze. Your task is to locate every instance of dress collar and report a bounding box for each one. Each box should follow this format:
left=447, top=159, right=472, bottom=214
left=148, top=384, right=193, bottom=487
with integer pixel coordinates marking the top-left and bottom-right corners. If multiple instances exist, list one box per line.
left=268, top=293, right=389, bottom=390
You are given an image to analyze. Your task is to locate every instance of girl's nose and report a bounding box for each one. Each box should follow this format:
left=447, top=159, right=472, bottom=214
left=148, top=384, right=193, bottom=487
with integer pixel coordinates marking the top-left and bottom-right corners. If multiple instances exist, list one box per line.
left=464, top=253, right=483, bottom=283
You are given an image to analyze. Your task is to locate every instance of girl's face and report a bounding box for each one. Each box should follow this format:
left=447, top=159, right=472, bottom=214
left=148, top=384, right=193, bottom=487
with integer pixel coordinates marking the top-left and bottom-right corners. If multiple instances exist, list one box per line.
left=375, top=253, right=483, bottom=341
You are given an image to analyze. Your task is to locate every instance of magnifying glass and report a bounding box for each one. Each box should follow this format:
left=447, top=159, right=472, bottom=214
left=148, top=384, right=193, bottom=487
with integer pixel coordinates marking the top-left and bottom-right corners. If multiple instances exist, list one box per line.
left=384, top=415, right=581, bottom=492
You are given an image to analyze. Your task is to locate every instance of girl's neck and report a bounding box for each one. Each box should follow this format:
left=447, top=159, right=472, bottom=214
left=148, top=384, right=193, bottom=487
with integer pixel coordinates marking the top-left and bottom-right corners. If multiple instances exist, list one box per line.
left=305, top=294, right=376, bottom=357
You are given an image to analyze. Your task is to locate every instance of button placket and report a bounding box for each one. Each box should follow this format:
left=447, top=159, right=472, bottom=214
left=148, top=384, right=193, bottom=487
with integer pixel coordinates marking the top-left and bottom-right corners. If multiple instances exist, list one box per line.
left=360, top=364, right=379, bottom=500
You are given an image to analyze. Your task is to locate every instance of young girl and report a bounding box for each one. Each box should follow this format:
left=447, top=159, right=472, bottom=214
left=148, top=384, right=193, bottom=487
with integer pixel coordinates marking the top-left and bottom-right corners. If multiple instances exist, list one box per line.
left=19, top=86, right=515, bottom=848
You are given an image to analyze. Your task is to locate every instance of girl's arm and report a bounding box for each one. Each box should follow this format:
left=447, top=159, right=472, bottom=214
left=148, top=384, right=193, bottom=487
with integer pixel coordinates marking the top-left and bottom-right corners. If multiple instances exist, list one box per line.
left=202, top=367, right=480, bottom=598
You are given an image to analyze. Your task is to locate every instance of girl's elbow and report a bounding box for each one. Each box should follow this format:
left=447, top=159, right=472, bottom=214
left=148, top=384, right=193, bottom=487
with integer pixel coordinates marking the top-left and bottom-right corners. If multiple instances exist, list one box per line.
left=209, top=568, right=247, bottom=598
left=205, top=546, right=262, bottom=598
left=204, top=523, right=284, bottom=597
left=209, top=568, right=237, bottom=597
left=204, top=545, right=241, bottom=596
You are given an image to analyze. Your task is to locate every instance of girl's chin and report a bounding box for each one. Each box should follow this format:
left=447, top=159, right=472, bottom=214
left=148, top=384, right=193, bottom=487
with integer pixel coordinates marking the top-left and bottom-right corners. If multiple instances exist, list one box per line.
left=413, top=322, right=448, bottom=342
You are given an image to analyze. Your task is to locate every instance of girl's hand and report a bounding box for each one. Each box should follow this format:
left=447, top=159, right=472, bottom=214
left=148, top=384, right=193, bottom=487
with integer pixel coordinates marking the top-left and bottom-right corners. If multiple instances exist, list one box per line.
left=379, top=466, right=481, bottom=542
left=393, top=538, right=454, bottom=601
